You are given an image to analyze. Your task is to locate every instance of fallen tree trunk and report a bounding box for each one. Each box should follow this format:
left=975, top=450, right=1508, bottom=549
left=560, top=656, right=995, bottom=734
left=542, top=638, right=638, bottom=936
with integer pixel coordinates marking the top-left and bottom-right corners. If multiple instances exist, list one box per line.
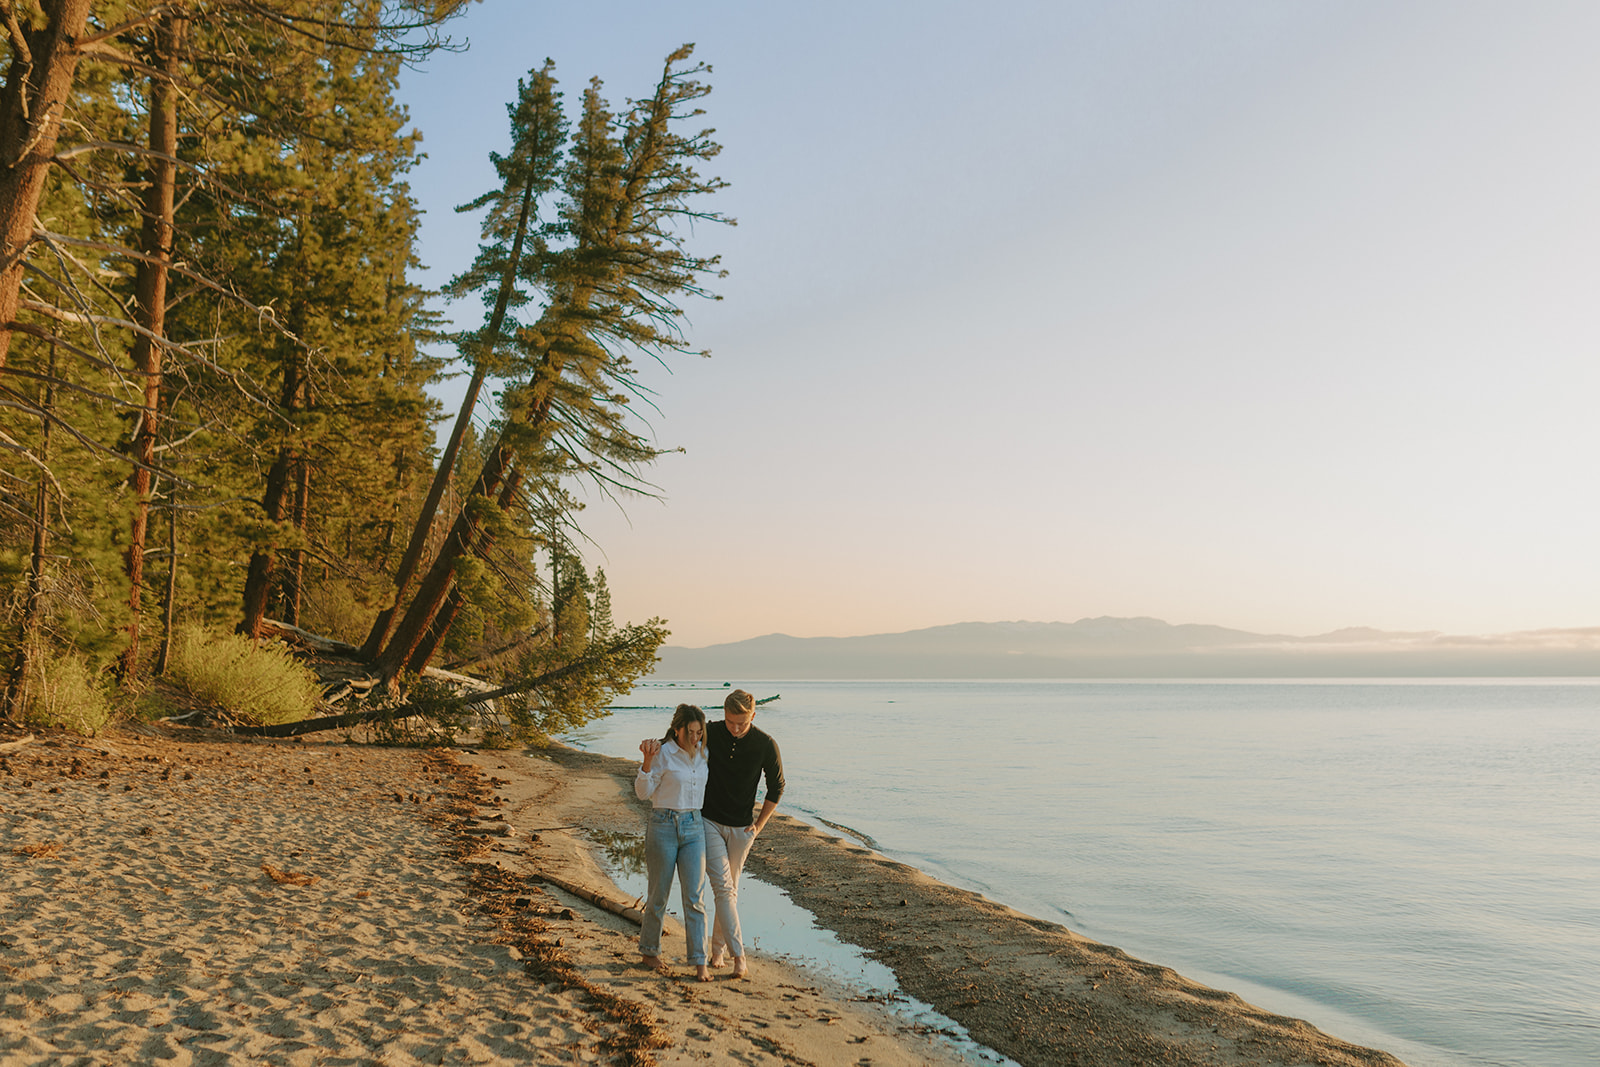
left=233, top=634, right=652, bottom=738
left=256, top=618, right=363, bottom=657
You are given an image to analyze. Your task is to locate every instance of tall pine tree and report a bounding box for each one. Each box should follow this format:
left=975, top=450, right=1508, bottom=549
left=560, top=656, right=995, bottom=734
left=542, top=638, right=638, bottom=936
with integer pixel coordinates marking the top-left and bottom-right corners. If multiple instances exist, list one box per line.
left=374, top=45, right=730, bottom=681
left=364, top=59, right=566, bottom=657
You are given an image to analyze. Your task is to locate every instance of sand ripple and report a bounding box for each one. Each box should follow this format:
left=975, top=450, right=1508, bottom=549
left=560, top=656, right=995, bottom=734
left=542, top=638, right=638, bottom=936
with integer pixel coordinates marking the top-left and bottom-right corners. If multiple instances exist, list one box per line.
left=1, top=736, right=614, bottom=1066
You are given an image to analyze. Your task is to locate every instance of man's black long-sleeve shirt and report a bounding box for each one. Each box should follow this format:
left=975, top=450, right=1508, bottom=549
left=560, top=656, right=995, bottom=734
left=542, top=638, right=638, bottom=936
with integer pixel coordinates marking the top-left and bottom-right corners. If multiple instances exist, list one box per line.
left=701, top=719, right=784, bottom=827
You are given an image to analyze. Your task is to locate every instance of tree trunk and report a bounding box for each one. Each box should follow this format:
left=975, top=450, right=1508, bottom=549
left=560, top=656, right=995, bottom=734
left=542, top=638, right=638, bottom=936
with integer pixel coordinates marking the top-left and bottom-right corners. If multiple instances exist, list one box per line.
left=2, top=334, right=56, bottom=719
left=406, top=588, right=463, bottom=676
left=373, top=436, right=518, bottom=679
left=239, top=292, right=308, bottom=638
left=238, top=442, right=296, bottom=637
left=403, top=466, right=525, bottom=674
left=362, top=359, right=488, bottom=657
left=281, top=457, right=311, bottom=626
left=0, top=473, right=48, bottom=718
left=155, top=480, right=179, bottom=675
left=121, top=13, right=186, bottom=679
left=0, top=0, right=94, bottom=372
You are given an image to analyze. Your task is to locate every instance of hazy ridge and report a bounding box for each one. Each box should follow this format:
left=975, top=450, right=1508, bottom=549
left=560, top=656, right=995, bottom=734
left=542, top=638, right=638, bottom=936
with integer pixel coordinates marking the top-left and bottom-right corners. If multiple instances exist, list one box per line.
left=653, top=617, right=1600, bottom=678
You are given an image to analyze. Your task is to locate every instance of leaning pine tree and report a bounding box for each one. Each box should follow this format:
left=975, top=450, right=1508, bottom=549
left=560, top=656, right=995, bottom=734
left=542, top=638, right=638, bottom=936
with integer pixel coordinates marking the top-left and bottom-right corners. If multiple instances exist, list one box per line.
left=363, top=59, right=567, bottom=659
left=373, top=44, right=730, bottom=686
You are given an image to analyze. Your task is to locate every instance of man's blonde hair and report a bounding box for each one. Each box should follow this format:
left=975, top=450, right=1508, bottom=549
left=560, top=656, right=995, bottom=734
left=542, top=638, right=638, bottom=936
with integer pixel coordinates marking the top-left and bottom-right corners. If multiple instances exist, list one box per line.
left=724, top=689, right=755, bottom=716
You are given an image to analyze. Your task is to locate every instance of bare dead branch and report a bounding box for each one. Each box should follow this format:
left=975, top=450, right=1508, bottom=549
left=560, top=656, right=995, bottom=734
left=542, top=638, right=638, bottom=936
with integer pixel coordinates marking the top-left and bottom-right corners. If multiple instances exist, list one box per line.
left=0, top=427, right=68, bottom=502
left=35, top=229, right=306, bottom=349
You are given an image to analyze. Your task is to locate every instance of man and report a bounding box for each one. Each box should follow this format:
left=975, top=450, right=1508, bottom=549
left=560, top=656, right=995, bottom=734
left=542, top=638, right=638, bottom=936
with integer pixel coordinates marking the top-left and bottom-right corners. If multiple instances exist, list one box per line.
left=701, top=688, right=785, bottom=978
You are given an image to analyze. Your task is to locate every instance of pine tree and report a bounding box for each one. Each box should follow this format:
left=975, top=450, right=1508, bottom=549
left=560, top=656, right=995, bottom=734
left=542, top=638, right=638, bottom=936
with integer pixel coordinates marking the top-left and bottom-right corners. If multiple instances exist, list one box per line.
left=374, top=45, right=730, bottom=681
left=231, top=12, right=442, bottom=640
left=1, top=1, right=467, bottom=689
left=0, top=1, right=473, bottom=371
left=119, top=10, right=187, bottom=677
left=364, top=59, right=567, bottom=657
left=590, top=567, right=614, bottom=642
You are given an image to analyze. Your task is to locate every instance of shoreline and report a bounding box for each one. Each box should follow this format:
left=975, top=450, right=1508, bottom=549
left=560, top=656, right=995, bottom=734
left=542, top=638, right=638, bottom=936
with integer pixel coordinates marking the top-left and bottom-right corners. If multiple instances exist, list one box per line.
left=522, top=743, right=1410, bottom=1067
left=2, top=724, right=1412, bottom=1066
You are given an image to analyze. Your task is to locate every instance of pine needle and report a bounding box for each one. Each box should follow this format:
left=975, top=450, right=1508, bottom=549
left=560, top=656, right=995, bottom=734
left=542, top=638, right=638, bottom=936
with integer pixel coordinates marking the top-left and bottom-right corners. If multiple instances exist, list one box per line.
left=261, top=862, right=319, bottom=886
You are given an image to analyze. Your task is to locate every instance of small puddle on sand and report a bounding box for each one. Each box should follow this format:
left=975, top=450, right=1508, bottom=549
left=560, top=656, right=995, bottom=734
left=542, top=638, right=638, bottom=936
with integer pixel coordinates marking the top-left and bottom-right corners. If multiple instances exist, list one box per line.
left=588, top=827, right=1020, bottom=1066
left=586, top=827, right=648, bottom=876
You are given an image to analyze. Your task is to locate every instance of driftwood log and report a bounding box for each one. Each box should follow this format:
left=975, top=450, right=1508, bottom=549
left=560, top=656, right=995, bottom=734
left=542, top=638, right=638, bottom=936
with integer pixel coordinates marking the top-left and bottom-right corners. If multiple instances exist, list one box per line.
left=233, top=634, right=653, bottom=738
left=0, top=733, right=36, bottom=753
left=533, top=870, right=646, bottom=926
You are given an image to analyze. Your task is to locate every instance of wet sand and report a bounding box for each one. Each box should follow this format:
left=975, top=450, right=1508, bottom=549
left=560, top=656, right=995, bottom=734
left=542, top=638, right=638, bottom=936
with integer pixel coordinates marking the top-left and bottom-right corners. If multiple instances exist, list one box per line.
left=494, top=744, right=1411, bottom=1067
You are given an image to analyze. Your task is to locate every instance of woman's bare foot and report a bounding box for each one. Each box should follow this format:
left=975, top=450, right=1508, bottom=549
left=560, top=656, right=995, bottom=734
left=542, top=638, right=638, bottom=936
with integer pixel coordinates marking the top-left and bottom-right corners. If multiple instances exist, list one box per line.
left=695, top=964, right=712, bottom=982
left=732, top=956, right=749, bottom=979
left=709, top=952, right=729, bottom=968
left=641, top=954, right=670, bottom=974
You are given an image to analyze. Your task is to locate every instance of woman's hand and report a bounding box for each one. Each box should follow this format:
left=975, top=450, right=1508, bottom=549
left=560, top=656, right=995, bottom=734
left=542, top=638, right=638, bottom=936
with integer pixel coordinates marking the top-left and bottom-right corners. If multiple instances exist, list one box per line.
left=639, top=738, right=661, bottom=771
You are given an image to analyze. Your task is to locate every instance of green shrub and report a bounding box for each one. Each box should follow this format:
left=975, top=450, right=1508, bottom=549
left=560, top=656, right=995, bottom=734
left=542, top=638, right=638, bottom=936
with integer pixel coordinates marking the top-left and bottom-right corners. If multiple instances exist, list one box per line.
left=19, top=650, right=113, bottom=737
left=298, top=579, right=375, bottom=646
left=164, top=626, right=321, bottom=726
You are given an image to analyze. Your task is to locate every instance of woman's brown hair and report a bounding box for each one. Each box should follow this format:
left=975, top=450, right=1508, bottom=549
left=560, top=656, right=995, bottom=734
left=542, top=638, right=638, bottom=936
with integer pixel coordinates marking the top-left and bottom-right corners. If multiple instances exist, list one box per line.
left=661, top=703, right=706, bottom=745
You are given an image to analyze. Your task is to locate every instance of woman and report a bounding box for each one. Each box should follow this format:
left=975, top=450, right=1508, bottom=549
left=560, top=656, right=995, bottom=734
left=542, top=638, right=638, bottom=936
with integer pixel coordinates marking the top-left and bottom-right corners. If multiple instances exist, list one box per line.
left=635, top=703, right=712, bottom=980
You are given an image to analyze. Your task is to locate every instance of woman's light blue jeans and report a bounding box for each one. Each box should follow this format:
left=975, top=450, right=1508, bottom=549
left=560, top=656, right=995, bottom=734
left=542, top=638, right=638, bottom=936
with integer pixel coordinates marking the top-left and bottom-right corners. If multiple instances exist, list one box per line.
left=641, top=808, right=709, bottom=964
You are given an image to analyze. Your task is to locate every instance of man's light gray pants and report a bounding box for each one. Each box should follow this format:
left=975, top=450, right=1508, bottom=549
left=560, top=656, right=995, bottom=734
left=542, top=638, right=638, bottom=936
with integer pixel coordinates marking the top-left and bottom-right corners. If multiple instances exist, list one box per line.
left=703, top=817, right=755, bottom=960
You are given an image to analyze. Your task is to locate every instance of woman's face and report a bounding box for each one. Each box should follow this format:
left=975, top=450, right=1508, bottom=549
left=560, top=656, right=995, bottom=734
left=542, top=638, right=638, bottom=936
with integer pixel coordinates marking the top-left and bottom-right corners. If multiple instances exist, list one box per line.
left=675, top=720, right=705, bottom=752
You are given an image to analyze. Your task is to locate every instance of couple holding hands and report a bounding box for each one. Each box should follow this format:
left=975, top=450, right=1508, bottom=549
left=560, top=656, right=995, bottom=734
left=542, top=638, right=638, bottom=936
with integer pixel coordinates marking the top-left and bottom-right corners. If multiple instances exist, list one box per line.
left=634, top=689, right=785, bottom=981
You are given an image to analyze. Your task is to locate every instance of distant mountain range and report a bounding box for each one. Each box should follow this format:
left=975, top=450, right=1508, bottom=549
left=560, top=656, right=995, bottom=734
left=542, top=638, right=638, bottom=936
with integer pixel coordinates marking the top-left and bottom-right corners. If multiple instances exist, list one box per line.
left=652, top=617, right=1600, bottom=678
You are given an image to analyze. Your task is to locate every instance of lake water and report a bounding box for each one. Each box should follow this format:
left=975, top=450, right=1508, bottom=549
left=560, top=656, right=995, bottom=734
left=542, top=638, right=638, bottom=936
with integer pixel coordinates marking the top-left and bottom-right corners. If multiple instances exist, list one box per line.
left=563, top=678, right=1600, bottom=1067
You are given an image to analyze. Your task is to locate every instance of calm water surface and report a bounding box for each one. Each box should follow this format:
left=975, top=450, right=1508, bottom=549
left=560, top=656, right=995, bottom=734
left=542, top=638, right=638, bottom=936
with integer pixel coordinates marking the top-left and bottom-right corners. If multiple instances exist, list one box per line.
left=565, top=679, right=1600, bottom=1067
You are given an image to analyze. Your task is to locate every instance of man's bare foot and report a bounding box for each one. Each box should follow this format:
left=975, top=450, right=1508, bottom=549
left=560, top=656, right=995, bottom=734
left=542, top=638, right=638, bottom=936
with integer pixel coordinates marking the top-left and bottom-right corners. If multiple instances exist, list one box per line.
left=641, top=954, right=670, bottom=974
left=732, top=956, right=749, bottom=979
left=695, top=964, right=712, bottom=982
left=709, top=952, right=729, bottom=968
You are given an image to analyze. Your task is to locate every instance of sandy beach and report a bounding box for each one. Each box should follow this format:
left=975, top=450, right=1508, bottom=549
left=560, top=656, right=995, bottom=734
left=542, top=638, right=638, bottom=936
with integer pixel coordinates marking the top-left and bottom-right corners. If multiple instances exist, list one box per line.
left=1, top=724, right=1410, bottom=1066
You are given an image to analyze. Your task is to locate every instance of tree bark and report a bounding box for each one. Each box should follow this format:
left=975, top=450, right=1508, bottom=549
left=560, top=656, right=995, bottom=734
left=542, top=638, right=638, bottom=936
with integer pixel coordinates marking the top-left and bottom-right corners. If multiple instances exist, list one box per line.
left=373, top=434, right=517, bottom=678
left=121, top=13, right=187, bottom=679
left=0, top=0, right=94, bottom=372
left=404, top=465, right=525, bottom=674
left=2, top=332, right=56, bottom=719
left=238, top=439, right=297, bottom=637
left=281, top=457, right=311, bottom=626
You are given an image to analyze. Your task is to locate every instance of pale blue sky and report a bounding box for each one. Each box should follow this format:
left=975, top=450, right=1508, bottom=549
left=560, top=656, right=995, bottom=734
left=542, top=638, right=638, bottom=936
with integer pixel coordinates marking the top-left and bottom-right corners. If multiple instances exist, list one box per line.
left=397, top=1, right=1600, bottom=647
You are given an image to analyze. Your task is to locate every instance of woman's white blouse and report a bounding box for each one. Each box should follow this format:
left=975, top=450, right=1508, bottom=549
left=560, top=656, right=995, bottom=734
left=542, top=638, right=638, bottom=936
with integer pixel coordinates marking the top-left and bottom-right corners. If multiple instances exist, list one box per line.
left=634, top=740, right=708, bottom=811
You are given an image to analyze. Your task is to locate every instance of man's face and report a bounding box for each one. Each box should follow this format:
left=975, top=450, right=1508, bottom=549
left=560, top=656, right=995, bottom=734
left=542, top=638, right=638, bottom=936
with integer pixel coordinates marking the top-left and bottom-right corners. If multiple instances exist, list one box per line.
left=725, top=711, right=754, bottom=738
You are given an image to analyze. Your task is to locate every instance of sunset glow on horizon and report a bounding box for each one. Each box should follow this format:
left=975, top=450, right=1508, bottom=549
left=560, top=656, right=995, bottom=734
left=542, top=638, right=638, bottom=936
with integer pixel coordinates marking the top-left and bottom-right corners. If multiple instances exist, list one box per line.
left=400, top=1, right=1600, bottom=647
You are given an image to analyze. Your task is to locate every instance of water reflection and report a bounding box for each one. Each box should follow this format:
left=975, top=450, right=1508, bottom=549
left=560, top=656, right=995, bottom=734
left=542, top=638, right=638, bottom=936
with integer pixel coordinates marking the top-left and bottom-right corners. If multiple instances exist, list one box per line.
left=587, top=825, right=1020, bottom=1067
left=587, top=827, right=647, bottom=876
